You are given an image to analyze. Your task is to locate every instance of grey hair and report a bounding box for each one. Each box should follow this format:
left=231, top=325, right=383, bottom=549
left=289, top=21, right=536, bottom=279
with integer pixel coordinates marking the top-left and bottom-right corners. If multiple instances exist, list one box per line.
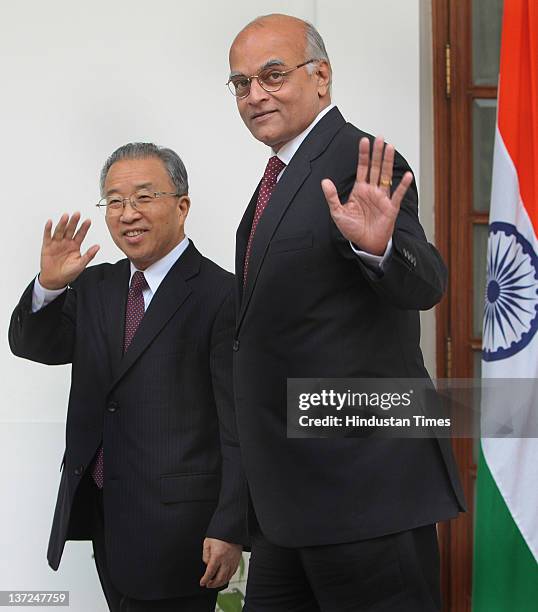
left=246, top=15, right=331, bottom=84
left=99, top=142, right=188, bottom=197
left=304, top=21, right=330, bottom=72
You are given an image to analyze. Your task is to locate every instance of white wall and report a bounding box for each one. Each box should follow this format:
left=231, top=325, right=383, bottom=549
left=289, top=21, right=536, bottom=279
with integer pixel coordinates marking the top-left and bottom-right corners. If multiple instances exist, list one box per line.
left=1, top=1, right=428, bottom=609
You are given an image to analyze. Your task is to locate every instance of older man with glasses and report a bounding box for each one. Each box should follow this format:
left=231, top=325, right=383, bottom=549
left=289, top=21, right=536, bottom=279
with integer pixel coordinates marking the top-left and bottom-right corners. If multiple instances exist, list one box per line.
left=227, top=13, right=466, bottom=611
left=9, top=143, right=247, bottom=612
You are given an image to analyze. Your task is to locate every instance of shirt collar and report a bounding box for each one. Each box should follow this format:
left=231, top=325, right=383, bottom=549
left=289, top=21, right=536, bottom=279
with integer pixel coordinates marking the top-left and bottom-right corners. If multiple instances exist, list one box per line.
left=129, top=235, right=189, bottom=294
left=273, top=103, right=336, bottom=167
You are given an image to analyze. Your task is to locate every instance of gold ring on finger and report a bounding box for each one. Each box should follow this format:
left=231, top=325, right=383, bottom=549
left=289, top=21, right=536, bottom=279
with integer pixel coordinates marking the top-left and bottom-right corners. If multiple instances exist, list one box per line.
left=380, top=177, right=392, bottom=188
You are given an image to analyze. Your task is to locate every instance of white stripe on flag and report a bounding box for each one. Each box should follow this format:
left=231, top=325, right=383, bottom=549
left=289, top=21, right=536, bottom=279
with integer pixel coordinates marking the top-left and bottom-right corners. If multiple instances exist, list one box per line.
left=482, top=126, right=538, bottom=562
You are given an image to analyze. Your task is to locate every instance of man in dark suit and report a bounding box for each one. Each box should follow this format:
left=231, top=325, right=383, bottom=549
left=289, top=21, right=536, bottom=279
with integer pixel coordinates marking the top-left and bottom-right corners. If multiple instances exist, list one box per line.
left=9, top=143, right=247, bottom=611
left=227, top=14, right=466, bottom=611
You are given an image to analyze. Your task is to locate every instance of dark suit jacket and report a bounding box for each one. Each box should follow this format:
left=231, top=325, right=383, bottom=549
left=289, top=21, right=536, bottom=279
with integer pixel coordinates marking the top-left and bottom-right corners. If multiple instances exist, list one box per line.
left=9, top=241, right=248, bottom=600
left=233, top=107, right=466, bottom=548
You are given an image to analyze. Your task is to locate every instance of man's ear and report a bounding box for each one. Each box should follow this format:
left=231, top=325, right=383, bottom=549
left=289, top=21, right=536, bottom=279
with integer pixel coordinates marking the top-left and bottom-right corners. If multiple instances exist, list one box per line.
left=316, top=60, right=332, bottom=97
left=178, top=195, right=191, bottom=219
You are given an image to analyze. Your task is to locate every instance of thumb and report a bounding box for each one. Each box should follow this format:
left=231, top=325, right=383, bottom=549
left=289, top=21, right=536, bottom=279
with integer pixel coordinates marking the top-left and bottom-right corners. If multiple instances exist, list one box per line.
left=80, top=244, right=100, bottom=269
left=321, top=178, right=341, bottom=215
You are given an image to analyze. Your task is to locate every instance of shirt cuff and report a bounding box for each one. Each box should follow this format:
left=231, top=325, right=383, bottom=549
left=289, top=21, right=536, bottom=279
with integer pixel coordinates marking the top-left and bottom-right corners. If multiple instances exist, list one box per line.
left=350, top=238, right=393, bottom=271
left=32, top=276, right=67, bottom=313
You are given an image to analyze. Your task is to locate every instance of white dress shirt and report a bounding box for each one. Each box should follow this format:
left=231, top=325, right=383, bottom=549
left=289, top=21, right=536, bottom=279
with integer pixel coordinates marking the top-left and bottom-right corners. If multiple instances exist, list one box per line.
left=273, top=104, right=392, bottom=270
left=32, top=236, right=190, bottom=313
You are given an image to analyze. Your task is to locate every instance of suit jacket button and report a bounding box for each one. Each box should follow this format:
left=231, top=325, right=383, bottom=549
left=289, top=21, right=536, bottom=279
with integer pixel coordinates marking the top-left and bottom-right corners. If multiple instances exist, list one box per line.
left=107, top=400, right=119, bottom=413
left=74, top=465, right=84, bottom=476
left=233, top=339, right=240, bottom=351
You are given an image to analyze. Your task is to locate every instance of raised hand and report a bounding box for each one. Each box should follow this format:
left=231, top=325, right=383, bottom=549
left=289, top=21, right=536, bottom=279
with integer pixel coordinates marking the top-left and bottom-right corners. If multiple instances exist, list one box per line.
left=39, top=213, right=100, bottom=290
left=321, top=136, right=413, bottom=256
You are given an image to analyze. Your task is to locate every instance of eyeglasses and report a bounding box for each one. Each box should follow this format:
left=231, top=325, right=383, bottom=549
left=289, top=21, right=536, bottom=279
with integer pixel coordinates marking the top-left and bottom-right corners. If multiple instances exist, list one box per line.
left=227, top=59, right=316, bottom=99
left=96, top=191, right=180, bottom=214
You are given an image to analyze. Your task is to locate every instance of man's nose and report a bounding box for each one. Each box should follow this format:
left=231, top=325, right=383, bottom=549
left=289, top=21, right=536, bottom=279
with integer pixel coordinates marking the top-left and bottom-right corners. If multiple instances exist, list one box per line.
left=119, top=200, right=142, bottom=222
left=248, top=77, right=270, bottom=103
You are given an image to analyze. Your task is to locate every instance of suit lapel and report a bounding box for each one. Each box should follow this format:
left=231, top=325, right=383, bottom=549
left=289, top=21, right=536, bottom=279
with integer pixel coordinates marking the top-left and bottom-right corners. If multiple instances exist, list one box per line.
left=235, top=184, right=260, bottom=316
left=236, top=107, right=347, bottom=330
left=99, top=259, right=130, bottom=374
left=108, top=242, right=201, bottom=392
left=237, top=155, right=311, bottom=327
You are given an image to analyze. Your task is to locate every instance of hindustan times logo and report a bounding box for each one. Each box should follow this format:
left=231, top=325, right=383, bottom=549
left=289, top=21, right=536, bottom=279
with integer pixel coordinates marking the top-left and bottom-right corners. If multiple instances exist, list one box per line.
left=298, top=389, right=413, bottom=411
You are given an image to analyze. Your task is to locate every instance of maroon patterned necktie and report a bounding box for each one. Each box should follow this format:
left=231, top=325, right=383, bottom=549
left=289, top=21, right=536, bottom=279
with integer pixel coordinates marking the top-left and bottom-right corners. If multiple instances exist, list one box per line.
left=122, top=271, right=149, bottom=353
left=91, top=271, right=148, bottom=488
left=243, top=155, right=286, bottom=286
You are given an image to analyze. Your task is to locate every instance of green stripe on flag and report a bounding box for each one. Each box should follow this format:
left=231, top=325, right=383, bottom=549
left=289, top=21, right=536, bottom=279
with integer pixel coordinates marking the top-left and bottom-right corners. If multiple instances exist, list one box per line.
left=473, top=446, right=538, bottom=611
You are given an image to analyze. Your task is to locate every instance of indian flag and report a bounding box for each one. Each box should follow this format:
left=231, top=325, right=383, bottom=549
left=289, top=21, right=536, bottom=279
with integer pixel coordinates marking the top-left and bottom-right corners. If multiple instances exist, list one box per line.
left=473, top=1, right=538, bottom=610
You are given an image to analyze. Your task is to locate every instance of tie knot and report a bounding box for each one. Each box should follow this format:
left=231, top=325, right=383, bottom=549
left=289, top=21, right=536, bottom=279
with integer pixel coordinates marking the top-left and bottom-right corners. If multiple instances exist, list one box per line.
left=263, top=155, right=286, bottom=182
left=130, top=271, right=148, bottom=294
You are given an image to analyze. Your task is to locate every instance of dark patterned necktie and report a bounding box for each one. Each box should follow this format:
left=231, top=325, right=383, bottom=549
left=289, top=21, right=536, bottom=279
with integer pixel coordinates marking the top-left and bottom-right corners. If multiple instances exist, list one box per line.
left=243, top=155, right=286, bottom=286
left=91, top=271, right=148, bottom=488
left=122, top=271, right=149, bottom=353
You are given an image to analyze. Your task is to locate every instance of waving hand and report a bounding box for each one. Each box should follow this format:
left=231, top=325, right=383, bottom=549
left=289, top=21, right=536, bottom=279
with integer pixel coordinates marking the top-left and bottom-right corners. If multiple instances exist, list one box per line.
left=321, top=136, right=413, bottom=255
left=39, top=213, right=100, bottom=290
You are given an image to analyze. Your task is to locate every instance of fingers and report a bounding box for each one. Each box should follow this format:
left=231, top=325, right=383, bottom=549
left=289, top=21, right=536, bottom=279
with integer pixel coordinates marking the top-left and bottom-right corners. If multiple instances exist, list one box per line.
left=73, top=219, right=92, bottom=246
left=324, top=137, right=411, bottom=231
left=369, top=136, right=385, bottom=186
left=64, top=212, right=81, bottom=241
left=200, top=557, right=219, bottom=587
left=50, top=213, right=92, bottom=245
left=201, top=558, right=235, bottom=588
left=200, top=539, right=214, bottom=586
left=205, top=564, right=231, bottom=588
left=42, top=219, right=53, bottom=248
left=356, top=137, right=370, bottom=183
left=321, top=178, right=341, bottom=214
left=379, top=144, right=395, bottom=195
left=51, top=213, right=69, bottom=241
left=390, top=171, right=413, bottom=209
left=358, top=136, right=394, bottom=194
left=200, top=539, right=240, bottom=588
